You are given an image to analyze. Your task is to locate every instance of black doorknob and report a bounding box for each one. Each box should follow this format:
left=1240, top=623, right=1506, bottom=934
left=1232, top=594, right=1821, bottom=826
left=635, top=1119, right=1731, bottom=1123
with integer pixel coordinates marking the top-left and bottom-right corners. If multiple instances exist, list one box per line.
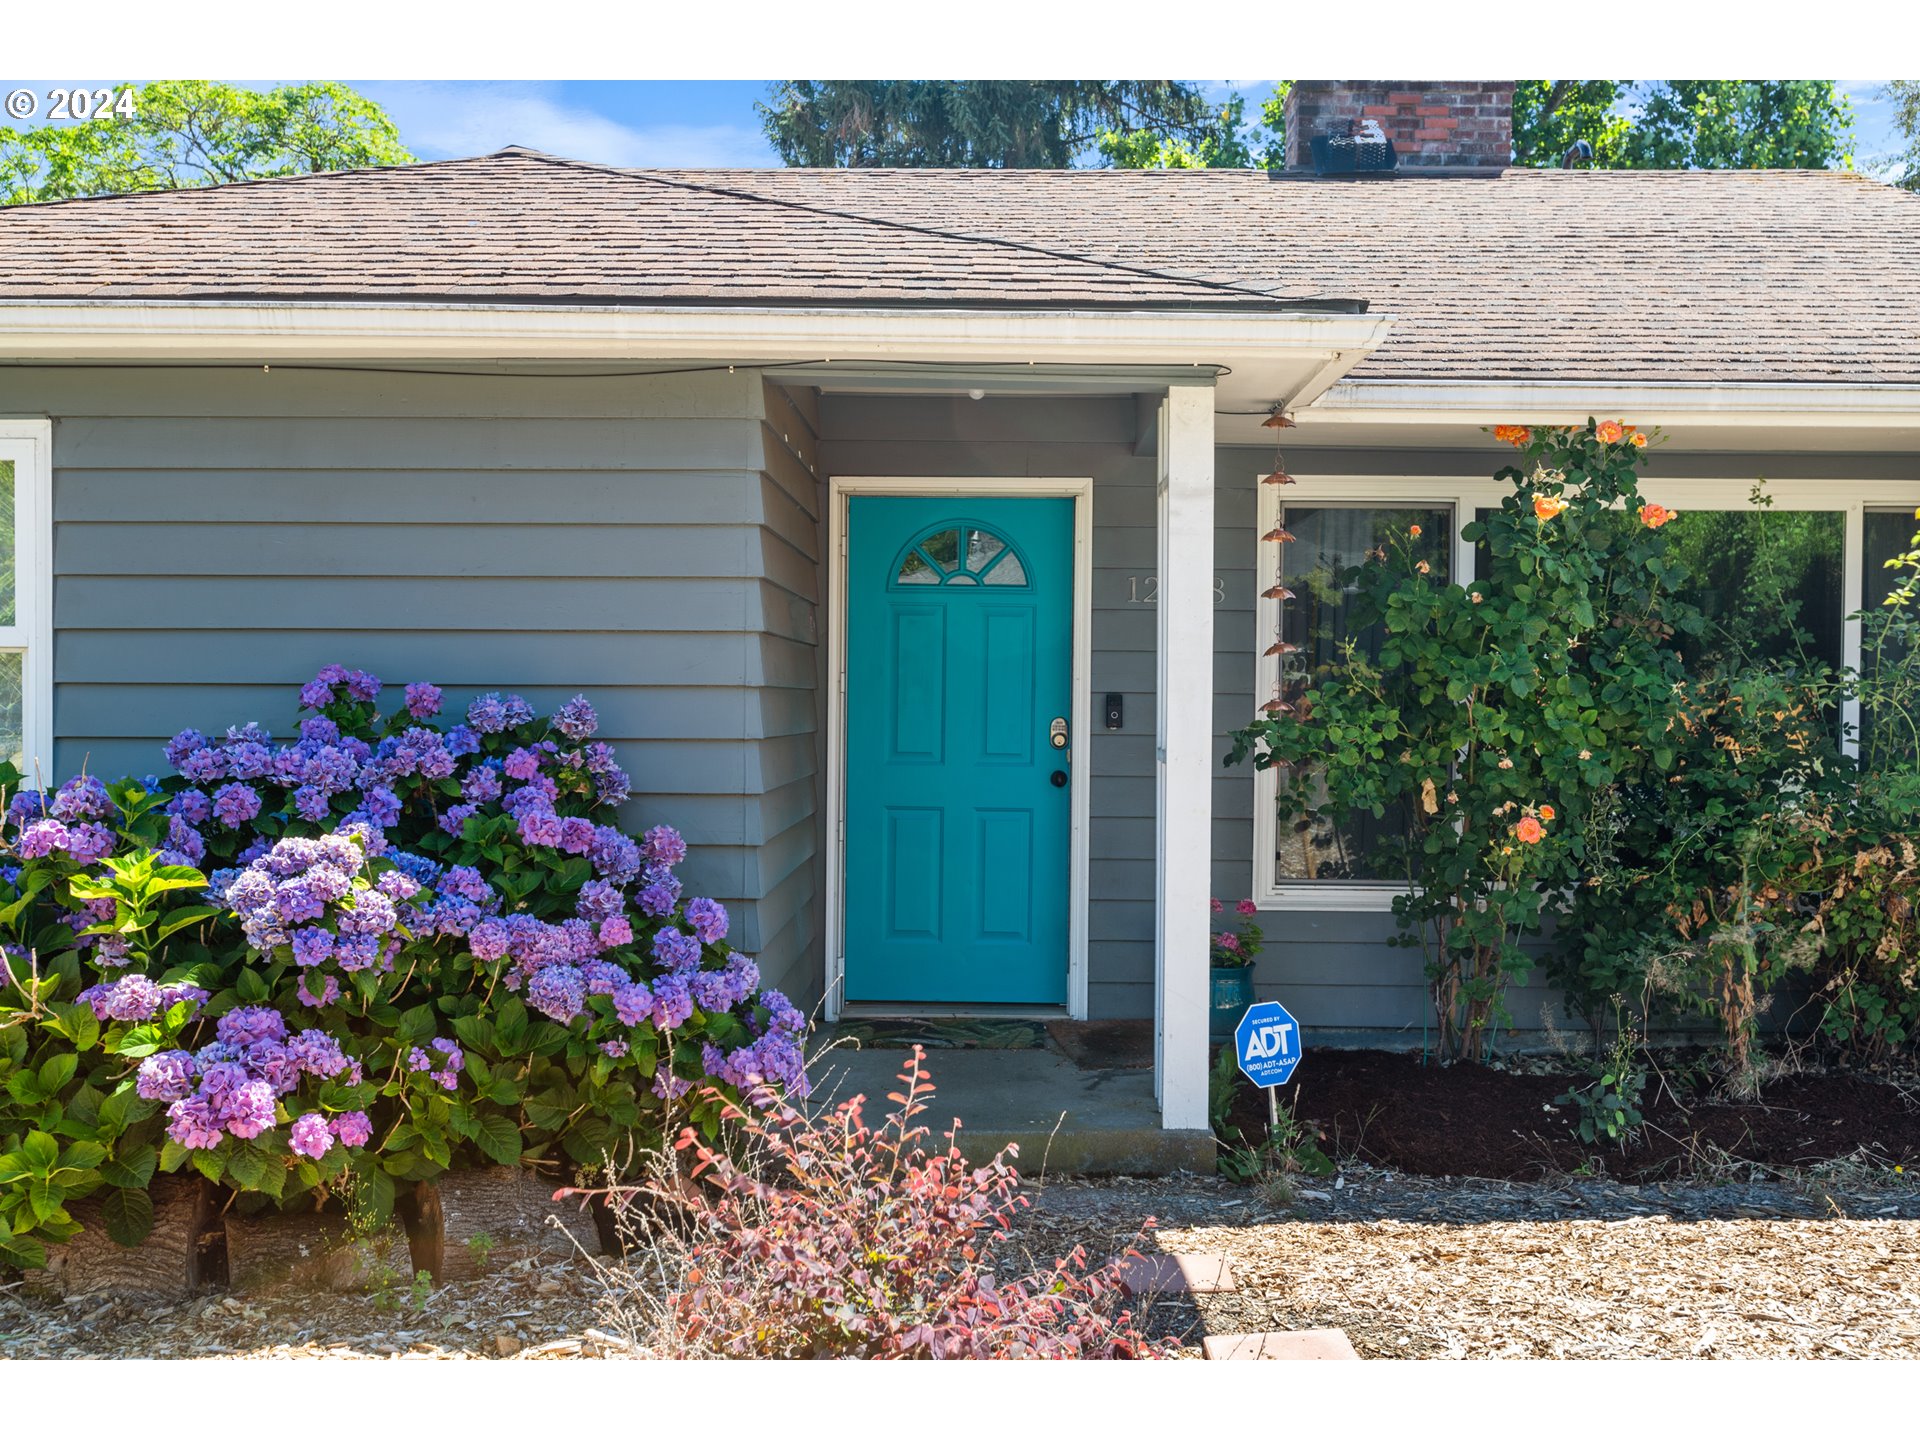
left=1050, top=770, right=1068, bottom=788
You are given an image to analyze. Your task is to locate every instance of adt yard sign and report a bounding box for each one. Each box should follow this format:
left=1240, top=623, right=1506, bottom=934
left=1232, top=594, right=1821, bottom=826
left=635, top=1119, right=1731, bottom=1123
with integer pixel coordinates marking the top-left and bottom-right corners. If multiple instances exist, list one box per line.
left=1235, top=1001, right=1302, bottom=1088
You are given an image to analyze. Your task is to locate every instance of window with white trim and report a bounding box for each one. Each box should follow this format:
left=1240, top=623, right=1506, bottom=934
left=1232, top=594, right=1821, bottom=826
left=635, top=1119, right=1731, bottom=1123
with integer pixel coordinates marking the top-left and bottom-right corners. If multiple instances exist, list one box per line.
left=0, top=422, right=53, bottom=782
left=1253, top=473, right=1920, bottom=911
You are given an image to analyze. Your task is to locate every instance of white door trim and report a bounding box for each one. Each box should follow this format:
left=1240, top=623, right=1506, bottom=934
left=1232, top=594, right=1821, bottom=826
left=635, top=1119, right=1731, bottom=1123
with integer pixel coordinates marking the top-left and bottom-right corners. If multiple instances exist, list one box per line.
left=823, top=476, right=1095, bottom=1022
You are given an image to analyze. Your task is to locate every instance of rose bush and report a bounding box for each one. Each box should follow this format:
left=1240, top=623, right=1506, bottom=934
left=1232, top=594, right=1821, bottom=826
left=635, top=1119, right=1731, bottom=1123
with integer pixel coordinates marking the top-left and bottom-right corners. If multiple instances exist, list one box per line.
left=1233, top=419, right=1920, bottom=1081
left=0, top=669, right=807, bottom=1266
left=1230, top=420, right=1694, bottom=1060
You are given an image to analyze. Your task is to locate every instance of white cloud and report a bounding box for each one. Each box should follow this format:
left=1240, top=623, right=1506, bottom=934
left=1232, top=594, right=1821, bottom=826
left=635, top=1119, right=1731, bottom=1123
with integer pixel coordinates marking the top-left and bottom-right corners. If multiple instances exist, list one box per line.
left=360, top=81, right=773, bottom=167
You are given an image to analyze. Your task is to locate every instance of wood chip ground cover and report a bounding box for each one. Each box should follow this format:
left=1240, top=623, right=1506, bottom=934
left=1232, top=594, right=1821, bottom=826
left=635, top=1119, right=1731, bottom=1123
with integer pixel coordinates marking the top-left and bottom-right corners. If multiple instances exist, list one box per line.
left=4, top=1169, right=1915, bottom=1359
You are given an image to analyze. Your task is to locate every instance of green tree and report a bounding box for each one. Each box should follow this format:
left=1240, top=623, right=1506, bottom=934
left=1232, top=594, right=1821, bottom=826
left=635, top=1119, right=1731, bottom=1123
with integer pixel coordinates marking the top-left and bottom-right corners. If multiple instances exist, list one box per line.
left=1098, top=87, right=1291, bottom=170
left=0, top=80, right=412, bottom=205
left=759, top=80, right=1222, bottom=168
left=1885, top=81, right=1920, bottom=190
left=1514, top=80, right=1853, bottom=170
left=1512, top=81, right=1635, bottom=165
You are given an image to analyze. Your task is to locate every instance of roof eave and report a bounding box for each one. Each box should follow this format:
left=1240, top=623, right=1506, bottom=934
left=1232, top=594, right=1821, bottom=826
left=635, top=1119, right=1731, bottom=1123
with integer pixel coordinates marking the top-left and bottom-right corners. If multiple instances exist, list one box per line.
left=1307, top=377, right=1920, bottom=429
left=0, top=297, right=1389, bottom=364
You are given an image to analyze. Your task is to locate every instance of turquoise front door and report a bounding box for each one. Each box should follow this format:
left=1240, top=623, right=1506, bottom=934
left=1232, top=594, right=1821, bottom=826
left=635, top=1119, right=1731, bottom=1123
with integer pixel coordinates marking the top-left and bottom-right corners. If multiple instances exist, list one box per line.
left=844, top=495, right=1074, bottom=1006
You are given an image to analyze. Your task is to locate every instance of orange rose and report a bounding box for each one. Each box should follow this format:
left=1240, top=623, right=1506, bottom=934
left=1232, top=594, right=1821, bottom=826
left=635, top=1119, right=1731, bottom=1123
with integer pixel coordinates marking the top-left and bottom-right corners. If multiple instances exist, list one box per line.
left=1538, top=804, right=1556, bottom=822
left=1639, top=503, right=1675, bottom=529
left=1515, top=816, right=1545, bottom=845
left=1408, top=524, right=1422, bottom=538
left=1493, top=424, right=1532, bottom=447
left=1533, top=494, right=1567, bottom=522
left=1630, top=431, right=1648, bottom=448
left=1596, top=420, right=1624, bottom=445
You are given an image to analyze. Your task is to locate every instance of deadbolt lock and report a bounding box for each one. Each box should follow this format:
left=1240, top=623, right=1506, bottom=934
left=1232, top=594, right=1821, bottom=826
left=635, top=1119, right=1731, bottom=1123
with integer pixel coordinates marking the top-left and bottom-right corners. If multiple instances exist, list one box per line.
left=1049, top=717, right=1069, bottom=750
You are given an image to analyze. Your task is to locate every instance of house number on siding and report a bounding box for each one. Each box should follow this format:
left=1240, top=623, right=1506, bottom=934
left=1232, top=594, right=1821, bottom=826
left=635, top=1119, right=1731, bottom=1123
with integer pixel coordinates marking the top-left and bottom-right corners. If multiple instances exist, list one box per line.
left=1126, top=576, right=1227, bottom=604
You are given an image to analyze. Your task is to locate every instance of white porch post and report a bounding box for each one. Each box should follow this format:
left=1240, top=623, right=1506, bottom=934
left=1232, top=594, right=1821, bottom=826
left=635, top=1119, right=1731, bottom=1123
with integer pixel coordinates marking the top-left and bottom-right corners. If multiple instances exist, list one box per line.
left=1153, top=383, right=1215, bottom=1131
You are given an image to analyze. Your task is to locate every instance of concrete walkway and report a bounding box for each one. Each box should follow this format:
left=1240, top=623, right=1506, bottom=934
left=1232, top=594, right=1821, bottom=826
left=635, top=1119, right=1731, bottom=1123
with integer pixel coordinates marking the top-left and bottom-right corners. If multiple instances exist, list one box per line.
left=805, top=1041, right=1215, bottom=1177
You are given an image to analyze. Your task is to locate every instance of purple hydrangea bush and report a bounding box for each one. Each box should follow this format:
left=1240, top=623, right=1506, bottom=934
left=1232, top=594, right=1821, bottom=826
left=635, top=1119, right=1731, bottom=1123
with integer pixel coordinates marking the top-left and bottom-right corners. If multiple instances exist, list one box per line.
left=0, top=666, right=810, bottom=1258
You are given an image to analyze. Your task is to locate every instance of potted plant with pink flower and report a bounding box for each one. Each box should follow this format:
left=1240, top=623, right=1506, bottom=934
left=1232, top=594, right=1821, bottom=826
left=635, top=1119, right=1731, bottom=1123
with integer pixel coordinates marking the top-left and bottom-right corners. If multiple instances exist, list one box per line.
left=1208, top=898, right=1263, bottom=1045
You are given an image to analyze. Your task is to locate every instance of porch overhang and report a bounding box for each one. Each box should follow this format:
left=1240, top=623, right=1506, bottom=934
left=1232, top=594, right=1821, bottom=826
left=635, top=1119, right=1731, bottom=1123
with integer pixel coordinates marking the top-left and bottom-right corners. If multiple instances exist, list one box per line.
left=1295, top=377, right=1920, bottom=453
left=0, top=299, right=1394, bottom=428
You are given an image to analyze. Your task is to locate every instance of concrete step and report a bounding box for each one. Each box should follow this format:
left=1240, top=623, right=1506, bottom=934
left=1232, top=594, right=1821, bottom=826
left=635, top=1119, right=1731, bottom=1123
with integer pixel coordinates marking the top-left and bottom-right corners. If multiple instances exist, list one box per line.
left=1203, top=1329, right=1362, bottom=1360
left=805, top=1042, right=1215, bottom=1177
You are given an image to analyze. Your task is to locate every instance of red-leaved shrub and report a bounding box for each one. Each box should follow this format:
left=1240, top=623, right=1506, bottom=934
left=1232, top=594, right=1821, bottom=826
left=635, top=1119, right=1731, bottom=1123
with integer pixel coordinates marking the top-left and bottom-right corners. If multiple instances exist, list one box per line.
left=593, top=1047, right=1175, bottom=1359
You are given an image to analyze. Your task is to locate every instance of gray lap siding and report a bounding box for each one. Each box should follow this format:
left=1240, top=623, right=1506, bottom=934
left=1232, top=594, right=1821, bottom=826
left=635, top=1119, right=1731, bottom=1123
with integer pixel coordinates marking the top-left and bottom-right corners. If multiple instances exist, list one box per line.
left=28, top=366, right=1912, bottom=1036
left=28, top=363, right=825, bottom=1007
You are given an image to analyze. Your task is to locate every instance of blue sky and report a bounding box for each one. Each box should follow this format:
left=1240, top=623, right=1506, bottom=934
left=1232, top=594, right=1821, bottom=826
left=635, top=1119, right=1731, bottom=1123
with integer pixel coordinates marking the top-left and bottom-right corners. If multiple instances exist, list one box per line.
left=360, top=80, right=1907, bottom=177
left=3, top=79, right=1907, bottom=176
left=354, top=81, right=784, bottom=167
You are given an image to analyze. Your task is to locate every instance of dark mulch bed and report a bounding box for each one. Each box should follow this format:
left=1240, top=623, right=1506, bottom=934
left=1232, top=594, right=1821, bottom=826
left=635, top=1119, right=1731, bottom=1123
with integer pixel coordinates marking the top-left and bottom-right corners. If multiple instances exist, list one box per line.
left=1227, top=1049, right=1920, bottom=1183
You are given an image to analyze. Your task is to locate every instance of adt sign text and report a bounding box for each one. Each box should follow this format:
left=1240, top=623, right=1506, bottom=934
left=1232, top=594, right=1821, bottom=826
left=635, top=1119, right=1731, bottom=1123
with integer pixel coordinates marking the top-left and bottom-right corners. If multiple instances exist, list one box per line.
left=1234, top=1000, right=1303, bottom=1088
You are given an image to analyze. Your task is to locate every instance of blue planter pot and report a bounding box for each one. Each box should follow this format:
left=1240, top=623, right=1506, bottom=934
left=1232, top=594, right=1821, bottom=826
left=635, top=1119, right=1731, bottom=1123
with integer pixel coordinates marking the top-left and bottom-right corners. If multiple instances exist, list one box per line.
left=1209, top=965, right=1256, bottom=1047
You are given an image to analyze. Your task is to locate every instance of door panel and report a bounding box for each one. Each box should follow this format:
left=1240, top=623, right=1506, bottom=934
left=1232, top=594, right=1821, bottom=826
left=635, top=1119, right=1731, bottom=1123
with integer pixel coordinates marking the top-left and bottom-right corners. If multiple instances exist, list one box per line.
left=844, top=496, right=1074, bottom=1006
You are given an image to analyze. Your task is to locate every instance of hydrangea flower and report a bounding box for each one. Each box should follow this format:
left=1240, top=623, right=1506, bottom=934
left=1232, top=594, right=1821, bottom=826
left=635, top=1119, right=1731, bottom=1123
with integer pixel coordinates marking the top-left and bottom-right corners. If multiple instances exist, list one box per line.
left=404, top=1037, right=464, bottom=1090
left=517, top=807, right=562, bottom=848
left=612, top=979, right=654, bottom=1027
left=164, top=729, right=209, bottom=767
left=65, top=823, right=116, bottom=864
left=212, top=783, right=262, bottom=829
left=50, top=775, right=114, bottom=822
left=331, top=1111, right=373, bottom=1147
left=462, top=764, right=503, bottom=805
left=79, top=974, right=160, bottom=1022
left=637, top=871, right=682, bottom=918
left=528, top=963, right=587, bottom=1023
left=16, top=819, right=69, bottom=859
left=362, top=786, right=402, bottom=827
left=466, top=693, right=511, bottom=733
left=553, top=695, right=598, bottom=741
left=652, top=927, right=701, bottom=971
left=404, top=682, right=443, bottom=719
left=178, top=747, right=228, bottom=783
left=650, top=972, right=694, bottom=1031
left=163, top=816, right=206, bottom=866
left=218, top=1005, right=287, bottom=1048
left=136, top=1050, right=198, bottom=1102
left=288, top=1112, right=334, bottom=1160
left=641, top=825, right=688, bottom=867
left=576, top=878, right=624, bottom=924
left=685, top=897, right=729, bottom=946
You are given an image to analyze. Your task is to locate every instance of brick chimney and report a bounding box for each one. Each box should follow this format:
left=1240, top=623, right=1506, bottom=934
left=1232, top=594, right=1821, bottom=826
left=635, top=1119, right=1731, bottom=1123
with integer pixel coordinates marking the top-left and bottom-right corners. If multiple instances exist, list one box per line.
left=1283, top=82, right=1514, bottom=172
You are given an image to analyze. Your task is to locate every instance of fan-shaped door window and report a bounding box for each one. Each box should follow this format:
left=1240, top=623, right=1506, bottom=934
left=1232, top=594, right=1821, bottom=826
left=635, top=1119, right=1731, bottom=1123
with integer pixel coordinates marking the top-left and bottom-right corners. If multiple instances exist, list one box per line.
left=891, top=522, right=1029, bottom=589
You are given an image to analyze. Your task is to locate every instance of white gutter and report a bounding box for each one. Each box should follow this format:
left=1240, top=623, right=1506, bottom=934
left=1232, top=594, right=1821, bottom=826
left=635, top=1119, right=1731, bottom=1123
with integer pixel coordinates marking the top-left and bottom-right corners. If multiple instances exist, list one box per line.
left=1308, top=378, right=1920, bottom=429
left=0, top=299, right=1394, bottom=372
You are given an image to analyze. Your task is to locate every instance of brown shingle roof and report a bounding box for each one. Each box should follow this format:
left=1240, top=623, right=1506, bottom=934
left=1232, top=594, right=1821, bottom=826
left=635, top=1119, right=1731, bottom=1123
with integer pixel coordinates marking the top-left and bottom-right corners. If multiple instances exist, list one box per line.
left=4, top=148, right=1918, bottom=386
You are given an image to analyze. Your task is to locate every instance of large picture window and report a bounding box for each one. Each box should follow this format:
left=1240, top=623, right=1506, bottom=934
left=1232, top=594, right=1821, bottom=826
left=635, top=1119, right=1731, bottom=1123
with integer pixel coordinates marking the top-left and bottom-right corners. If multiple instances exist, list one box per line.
left=1253, top=474, right=1920, bottom=910
left=0, top=422, right=52, bottom=780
